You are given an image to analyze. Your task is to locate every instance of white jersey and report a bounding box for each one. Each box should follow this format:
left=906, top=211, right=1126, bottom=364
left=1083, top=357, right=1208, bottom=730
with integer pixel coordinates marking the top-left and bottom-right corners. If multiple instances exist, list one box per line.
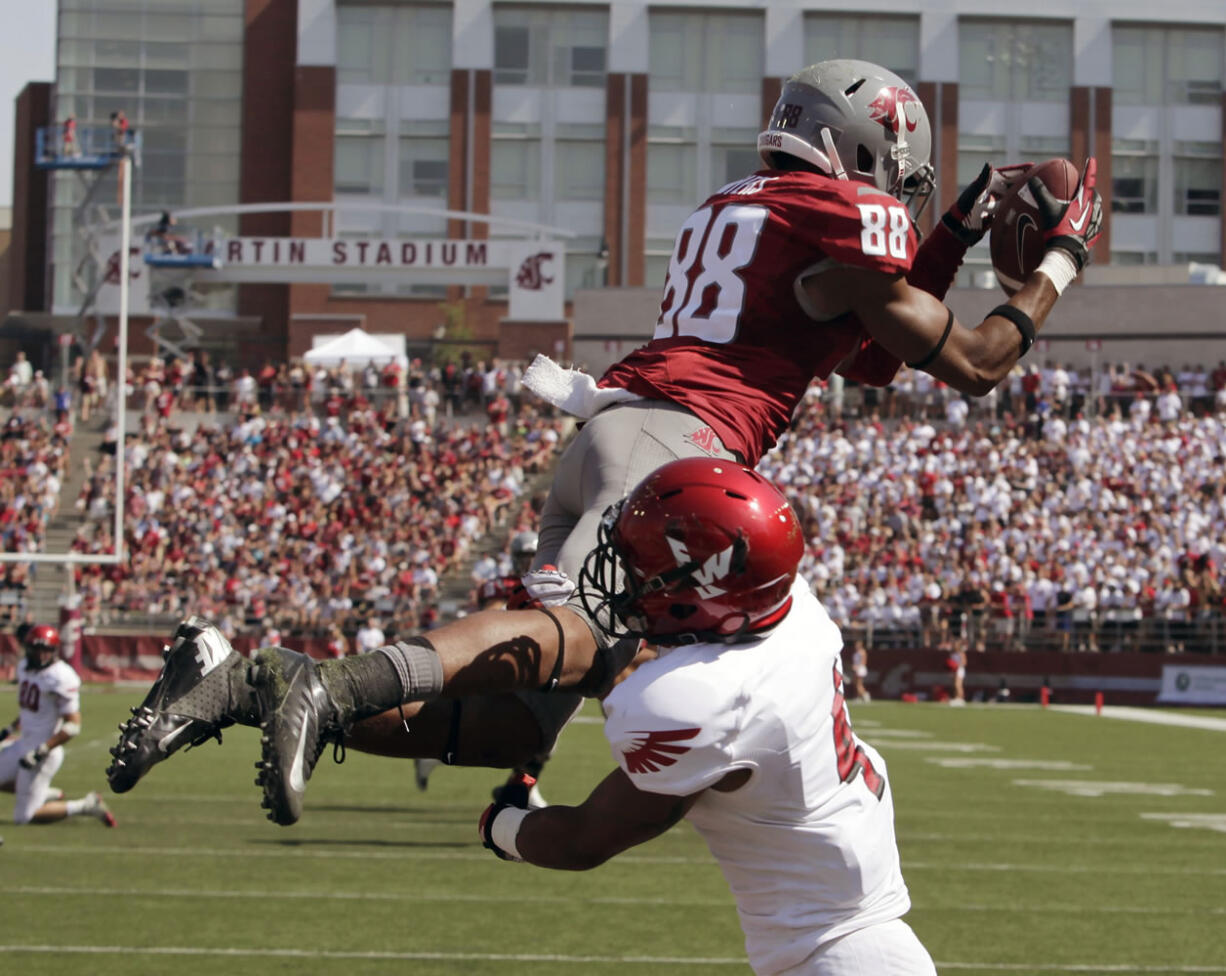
left=15, top=658, right=81, bottom=745
left=603, top=581, right=910, bottom=975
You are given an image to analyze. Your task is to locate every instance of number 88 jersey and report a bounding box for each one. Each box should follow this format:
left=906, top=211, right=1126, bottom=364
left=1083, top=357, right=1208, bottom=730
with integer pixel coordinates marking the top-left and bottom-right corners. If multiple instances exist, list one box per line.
left=600, top=169, right=915, bottom=464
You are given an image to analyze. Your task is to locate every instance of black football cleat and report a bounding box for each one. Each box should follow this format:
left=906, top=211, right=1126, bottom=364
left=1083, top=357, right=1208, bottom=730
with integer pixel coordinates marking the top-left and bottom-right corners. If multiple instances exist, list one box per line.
left=250, top=648, right=346, bottom=827
left=107, top=616, right=247, bottom=794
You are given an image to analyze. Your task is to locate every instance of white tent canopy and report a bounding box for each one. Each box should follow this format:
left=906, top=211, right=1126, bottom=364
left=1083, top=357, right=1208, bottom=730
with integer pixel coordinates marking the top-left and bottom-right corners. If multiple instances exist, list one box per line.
left=303, top=327, right=407, bottom=369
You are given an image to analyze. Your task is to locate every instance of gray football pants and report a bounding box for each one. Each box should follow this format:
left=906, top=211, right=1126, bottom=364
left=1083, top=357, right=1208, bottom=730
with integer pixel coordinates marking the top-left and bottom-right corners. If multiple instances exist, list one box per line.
left=516, top=399, right=740, bottom=746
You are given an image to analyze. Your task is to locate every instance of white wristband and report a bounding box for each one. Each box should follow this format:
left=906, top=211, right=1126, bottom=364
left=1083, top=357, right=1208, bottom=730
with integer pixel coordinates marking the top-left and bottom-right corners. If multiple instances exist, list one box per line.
left=1036, top=248, right=1078, bottom=296
left=491, top=806, right=530, bottom=862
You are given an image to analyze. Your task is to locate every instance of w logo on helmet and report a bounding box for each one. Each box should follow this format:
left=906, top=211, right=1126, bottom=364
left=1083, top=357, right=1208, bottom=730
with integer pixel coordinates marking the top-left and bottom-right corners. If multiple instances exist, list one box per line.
left=515, top=252, right=555, bottom=290
left=867, top=86, right=921, bottom=135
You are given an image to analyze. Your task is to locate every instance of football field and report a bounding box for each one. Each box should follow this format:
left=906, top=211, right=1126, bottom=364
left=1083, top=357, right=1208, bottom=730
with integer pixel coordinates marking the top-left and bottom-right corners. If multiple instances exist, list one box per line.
left=2, top=687, right=1224, bottom=975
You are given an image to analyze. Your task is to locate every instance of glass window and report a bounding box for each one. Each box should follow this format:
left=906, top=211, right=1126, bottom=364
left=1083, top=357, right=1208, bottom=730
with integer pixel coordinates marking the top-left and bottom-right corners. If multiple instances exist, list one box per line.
left=805, top=14, right=920, bottom=84
left=94, top=68, right=140, bottom=93
left=494, top=7, right=607, bottom=88
left=957, top=134, right=1007, bottom=195
left=398, top=135, right=449, bottom=198
left=397, top=4, right=452, bottom=86
left=647, top=130, right=698, bottom=204
left=1174, top=141, right=1222, bottom=216
left=1172, top=252, right=1222, bottom=265
left=147, top=69, right=191, bottom=96
left=1114, top=25, right=1224, bottom=105
left=491, top=125, right=541, bottom=199
left=711, top=129, right=762, bottom=185
left=565, top=238, right=605, bottom=299
left=650, top=11, right=762, bottom=94
left=338, top=6, right=392, bottom=84
left=1112, top=139, right=1159, bottom=214
left=555, top=123, right=604, bottom=202
left=959, top=19, right=1072, bottom=101
left=1109, top=251, right=1158, bottom=265
left=335, top=135, right=386, bottom=195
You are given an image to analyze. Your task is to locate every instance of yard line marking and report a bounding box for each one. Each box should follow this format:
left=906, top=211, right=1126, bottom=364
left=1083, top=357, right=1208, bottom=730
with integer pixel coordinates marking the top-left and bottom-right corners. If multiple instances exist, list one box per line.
left=1051, top=705, right=1226, bottom=733
left=0, top=945, right=748, bottom=966
left=3, top=946, right=1224, bottom=972
left=936, top=966, right=1226, bottom=973
left=11, top=844, right=1226, bottom=876
left=12, top=885, right=1226, bottom=917
left=872, top=741, right=1001, bottom=752
left=1013, top=779, right=1213, bottom=798
left=925, top=758, right=1092, bottom=770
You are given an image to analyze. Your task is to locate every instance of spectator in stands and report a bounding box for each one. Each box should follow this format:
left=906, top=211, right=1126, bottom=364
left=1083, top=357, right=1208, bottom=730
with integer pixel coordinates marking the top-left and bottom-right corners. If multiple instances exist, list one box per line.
left=354, top=617, right=385, bottom=655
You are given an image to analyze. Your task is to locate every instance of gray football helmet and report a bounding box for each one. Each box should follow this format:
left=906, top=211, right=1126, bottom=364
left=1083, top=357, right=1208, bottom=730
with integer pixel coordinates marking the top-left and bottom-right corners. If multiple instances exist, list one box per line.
left=758, top=59, right=936, bottom=220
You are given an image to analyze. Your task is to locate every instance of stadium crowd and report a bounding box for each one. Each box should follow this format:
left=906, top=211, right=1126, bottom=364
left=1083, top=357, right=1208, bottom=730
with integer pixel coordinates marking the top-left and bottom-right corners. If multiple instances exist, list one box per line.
left=67, top=394, right=562, bottom=642
left=126, top=349, right=528, bottom=425
left=763, top=376, right=1226, bottom=654
left=5, top=345, right=1226, bottom=654
left=0, top=355, right=74, bottom=622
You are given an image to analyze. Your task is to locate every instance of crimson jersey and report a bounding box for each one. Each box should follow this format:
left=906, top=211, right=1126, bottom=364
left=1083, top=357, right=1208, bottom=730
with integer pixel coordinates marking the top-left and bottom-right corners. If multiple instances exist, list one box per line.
left=600, top=170, right=916, bottom=463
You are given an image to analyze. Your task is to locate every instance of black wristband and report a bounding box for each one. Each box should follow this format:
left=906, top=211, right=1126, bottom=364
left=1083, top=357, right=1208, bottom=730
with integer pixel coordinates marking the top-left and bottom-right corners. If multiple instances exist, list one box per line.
left=990, top=304, right=1036, bottom=357
left=907, top=307, right=954, bottom=369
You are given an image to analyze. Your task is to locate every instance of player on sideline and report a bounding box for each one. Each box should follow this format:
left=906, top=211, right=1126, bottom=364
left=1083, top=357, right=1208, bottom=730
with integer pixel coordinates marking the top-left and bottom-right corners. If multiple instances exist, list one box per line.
left=479, top=458, right=936, bottom=975
left=108, top=59, right=1102, bottom=827
left=1, top=626, right=116, bottom=828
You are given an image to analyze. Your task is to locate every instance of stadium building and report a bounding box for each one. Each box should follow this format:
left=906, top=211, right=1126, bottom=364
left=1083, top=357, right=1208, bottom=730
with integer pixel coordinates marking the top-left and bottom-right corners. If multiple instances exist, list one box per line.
left=3, top=0, right=1225, bottom=370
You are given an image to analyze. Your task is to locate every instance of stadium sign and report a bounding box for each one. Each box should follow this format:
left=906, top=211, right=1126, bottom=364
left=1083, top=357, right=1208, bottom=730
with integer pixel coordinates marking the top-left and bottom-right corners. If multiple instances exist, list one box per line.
left=1157, top=664, right=1226, bottom=705
left=92, top=231, right=567, bottom=322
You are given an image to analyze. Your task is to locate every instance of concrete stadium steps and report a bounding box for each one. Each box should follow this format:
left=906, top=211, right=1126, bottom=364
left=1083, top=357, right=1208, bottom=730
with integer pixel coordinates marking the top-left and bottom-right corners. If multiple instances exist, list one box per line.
left=25, top=417, right=110, bottom=623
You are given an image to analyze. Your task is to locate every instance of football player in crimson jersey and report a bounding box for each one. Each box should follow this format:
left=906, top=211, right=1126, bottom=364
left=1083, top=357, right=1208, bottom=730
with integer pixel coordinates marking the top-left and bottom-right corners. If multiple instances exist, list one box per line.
left=480, top=459, right=936, bottom=976
left=110, top=59, right=1101, bottom=830
left=1, top=626, right=116, bottom=827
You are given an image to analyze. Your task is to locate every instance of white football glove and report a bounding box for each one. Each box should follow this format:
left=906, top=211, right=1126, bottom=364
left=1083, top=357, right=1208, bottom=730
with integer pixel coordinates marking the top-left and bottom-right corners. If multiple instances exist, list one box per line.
left=520, top=566, right=576, bottom=607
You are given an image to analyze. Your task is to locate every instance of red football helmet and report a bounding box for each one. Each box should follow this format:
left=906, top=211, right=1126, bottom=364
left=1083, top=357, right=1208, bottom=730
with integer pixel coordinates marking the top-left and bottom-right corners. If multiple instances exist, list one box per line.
left=23, top=624, right=61, bottom=670
left=578, top=458, right=803, bottom=645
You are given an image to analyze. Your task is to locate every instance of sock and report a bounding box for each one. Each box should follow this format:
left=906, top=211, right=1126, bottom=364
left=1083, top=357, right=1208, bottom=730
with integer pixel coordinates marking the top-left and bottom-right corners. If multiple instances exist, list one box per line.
left=65, top=796, right=91, bottom=816
left=228, top=657, right=263, bottom=726
left=520, top=756, right=547, bottom=779
left=316, top=638, right=441, bottom=722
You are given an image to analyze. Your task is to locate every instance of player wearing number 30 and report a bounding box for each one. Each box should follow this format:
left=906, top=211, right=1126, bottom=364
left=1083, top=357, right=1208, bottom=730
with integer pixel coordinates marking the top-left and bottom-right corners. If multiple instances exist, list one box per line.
left=480, top=458, right=937, bottom=976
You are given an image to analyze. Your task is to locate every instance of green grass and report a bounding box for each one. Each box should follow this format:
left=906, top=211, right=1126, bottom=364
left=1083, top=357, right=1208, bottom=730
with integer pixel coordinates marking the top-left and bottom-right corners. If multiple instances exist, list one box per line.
left=2, top=687, right=1225, bottom=975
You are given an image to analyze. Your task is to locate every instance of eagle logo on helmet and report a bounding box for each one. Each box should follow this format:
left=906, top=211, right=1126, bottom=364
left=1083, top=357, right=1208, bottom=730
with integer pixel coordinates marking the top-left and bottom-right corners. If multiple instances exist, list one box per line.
left=867, top=86, right=921, bottom=135
left=665, top=537, right=738, bottom=599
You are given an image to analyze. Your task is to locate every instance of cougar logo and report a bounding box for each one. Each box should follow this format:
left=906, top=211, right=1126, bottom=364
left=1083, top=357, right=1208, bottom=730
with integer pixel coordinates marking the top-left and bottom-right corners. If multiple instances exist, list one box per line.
left=684, top=425, right=724, bottom=455
left=515, top=252, right=555, bottom=290
left=103, top=247, right=143, bottom=285
left=867, top=86, right=921, bottom=135
left=665, top=538, right=735, bottom=598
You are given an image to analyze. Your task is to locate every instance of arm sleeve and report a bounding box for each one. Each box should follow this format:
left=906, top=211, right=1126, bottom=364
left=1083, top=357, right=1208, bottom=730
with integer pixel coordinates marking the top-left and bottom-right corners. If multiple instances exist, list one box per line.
left=906, top=222, right=968, bottom=301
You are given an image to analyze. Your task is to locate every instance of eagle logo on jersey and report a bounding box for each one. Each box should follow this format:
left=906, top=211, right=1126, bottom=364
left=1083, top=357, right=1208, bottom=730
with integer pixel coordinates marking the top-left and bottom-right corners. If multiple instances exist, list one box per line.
left=867, top=86, right=920, bottom=136
left=622, top=727, right=701, bottom=773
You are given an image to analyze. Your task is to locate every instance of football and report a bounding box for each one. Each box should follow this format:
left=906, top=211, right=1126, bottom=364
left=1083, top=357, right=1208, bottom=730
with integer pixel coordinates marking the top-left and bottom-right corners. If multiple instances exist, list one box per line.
left=989, top=158, right=1080, bottom=295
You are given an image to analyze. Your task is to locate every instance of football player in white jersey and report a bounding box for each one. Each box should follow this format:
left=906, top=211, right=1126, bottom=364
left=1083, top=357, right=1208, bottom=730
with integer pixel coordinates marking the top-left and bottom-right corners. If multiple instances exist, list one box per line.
left=0, top=625, right=116, bottom=827
left=479, top=459, right=935, bottom=976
